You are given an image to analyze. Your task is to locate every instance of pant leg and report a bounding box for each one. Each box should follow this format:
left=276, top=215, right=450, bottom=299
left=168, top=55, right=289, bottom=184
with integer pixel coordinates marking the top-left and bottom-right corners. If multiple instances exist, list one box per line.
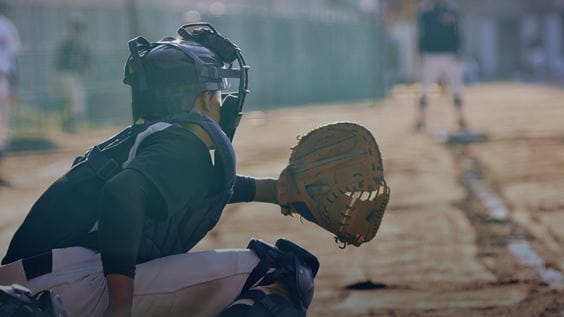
left=0, top=75, right=12, bottom=152
left=0, top=247, right=260, bottom=317
left=0, top=247, right=107, bottom=317
left=445, top=54, right=464, bottom=97
left=421, top=54, right=441, bottom=98
left=57, top=73, right=84, bottom=131
left=68, top=74, right=86, bottom=119
left=0, top=105, right=9, bottom=153
left=133, top=249, right=260, bottom=317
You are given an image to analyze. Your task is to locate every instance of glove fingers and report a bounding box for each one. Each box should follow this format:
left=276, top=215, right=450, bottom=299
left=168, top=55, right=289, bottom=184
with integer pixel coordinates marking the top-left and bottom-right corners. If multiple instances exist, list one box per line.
left=278, top=122, right=390, bottom=248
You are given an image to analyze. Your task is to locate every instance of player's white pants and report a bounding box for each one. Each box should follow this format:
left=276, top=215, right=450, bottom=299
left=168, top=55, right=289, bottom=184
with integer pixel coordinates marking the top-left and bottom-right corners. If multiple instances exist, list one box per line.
left=0, top=247, right=260, bottom=317
left=57, top=72, right=86, bottom=119
left=0, top=74, right=12, bottom=152
left=420, top=53, right=464, bottom=97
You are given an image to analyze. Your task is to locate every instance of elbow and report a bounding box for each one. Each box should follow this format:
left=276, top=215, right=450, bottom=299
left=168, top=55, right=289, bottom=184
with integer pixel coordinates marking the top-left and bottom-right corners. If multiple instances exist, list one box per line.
left=98, top=175, right=146, bottom=226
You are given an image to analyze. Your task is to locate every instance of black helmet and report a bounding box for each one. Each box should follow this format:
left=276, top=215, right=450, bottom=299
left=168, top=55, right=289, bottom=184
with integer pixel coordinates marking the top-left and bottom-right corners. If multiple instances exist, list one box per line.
left=123, top=23, right=249, bottom=140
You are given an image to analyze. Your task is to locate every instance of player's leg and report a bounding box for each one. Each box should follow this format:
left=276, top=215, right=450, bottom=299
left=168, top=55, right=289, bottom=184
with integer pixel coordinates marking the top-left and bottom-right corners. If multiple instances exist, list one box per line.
left=0, top=103, right=8, bottom=158
left=0, top=103, right=9, bottom=169
left=134, top=240, right=319, bottom=317
left=447, top=55, right=466, bottom=129
left=0, top=247, right=260, bottom=317
left=57, top=73, right=77, bottom=133
left=0, top=247, right=109, bottom=316
left=220, top=239, right=319, bottom=317
left=416, top=55, right=436, bottom=130
left=0, top=242, right=317, bottom=317
left=69, top=74, right=86, bottom=127
left=64, top=74, right=82, bottom=133
left=0, top=77, right=13, bottom=186
left=131, top=249, right=260, bottom=317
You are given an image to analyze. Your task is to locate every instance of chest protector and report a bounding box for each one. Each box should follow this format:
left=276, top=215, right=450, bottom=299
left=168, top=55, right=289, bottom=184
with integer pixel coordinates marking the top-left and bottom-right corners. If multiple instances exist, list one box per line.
left=73, top=109, right=235, bottom=263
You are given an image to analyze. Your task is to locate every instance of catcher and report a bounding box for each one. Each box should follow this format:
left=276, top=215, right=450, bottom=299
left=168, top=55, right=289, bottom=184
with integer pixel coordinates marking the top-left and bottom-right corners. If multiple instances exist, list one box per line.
left=0, top=23, right=389, bottom=317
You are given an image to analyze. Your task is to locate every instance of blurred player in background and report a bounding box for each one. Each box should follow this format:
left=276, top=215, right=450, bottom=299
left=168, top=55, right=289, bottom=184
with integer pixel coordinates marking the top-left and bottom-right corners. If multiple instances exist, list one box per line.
left=0, top=2, right=20, bottom=186
left=415, top=0, right=466, bottom=131
left=54, top=20, right=90, bottom=133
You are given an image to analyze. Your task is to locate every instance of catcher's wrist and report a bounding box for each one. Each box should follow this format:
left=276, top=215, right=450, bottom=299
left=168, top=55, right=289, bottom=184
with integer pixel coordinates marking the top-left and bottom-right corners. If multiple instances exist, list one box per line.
left=253, top=178, right=278, bottom=204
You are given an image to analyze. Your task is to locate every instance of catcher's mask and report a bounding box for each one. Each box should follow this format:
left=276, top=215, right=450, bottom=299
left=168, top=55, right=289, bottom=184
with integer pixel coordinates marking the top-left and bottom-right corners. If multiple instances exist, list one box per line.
left=123, top=23, right=249, bottom=140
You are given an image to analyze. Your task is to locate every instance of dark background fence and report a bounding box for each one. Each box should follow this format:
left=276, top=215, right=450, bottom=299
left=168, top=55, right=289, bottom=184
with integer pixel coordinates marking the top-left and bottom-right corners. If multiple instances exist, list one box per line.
left=7, top=0, right=392, bottom=131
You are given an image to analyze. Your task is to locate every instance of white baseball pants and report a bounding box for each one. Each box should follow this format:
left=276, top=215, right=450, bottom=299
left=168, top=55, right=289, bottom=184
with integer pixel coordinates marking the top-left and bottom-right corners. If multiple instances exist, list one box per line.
left=0, top=75, right=12, bottom=152
left=57, top=72, right=86, bottom=119
left=420, top=53, right=464, bottom=97
left=0, top=247, right=260, bottom=317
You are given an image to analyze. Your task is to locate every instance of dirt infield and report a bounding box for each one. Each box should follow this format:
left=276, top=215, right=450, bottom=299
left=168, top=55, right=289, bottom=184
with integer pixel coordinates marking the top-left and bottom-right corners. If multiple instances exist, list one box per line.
left=1, top=83, right=563, bottom=316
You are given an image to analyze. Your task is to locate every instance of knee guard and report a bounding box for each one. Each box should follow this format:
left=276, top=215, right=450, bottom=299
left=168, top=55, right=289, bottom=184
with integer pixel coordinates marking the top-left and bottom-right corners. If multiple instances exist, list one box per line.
left=220, top=239, right=319, bottom=317
left=418, top=96, right=427, bottom=109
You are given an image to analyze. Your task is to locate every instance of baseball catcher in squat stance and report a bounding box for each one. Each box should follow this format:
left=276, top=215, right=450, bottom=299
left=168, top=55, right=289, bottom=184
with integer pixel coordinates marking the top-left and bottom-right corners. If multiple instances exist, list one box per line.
left=0, top=24, right=389, bottom=317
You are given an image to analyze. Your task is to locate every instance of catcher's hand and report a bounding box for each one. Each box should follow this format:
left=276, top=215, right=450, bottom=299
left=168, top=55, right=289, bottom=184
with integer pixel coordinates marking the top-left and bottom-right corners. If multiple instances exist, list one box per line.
left=277, top=122, right=390, bottom=248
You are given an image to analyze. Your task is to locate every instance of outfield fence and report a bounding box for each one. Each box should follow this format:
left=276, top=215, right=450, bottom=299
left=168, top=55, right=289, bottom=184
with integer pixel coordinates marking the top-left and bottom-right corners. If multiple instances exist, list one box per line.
left=7, top=0, right=394, bottom=136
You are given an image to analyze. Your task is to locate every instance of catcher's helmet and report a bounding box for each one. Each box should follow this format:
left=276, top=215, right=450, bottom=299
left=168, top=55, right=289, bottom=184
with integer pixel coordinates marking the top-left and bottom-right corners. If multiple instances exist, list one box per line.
left=123, top=23, right=249, bottom=140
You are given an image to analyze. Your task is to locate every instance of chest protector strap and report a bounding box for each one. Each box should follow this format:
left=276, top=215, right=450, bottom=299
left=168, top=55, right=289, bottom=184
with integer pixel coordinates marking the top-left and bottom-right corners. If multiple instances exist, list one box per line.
left=75, top=109, right=235, bottom=191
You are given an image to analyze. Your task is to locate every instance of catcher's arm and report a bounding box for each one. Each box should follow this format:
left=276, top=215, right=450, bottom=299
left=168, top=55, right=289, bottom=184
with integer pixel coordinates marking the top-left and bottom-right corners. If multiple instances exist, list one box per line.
left=229, top=175, right=278, bottom=204
left=254, top=178, right=278, bottom=204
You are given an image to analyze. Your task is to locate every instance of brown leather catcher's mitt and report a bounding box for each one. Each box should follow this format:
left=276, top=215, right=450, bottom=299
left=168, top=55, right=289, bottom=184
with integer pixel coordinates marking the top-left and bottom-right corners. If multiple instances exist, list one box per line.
left=278, top=122, right=390, bottom=248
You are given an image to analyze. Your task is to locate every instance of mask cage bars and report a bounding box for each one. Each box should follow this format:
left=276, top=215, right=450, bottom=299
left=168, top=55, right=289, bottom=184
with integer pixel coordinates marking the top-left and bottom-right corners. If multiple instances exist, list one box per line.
left=177, top=23, right=250, bottom=117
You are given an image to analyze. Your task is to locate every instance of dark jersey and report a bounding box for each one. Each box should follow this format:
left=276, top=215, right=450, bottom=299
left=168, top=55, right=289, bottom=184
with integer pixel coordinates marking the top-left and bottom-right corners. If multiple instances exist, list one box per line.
left=54, top=38, right=90, bottom=74
left=418, top=3, right=462, bottom=54
left=2, top=123, right=254, bottom=278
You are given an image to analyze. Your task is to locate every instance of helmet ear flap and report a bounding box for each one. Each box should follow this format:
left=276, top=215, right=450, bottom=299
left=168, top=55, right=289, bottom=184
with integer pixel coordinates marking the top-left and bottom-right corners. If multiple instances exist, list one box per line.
left=131, top=87, right=151, bottom=122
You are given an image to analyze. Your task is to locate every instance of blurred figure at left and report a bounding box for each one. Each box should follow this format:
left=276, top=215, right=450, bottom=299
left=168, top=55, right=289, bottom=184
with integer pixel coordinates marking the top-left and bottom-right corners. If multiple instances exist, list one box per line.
left=54, top=19, right=90, bottom=133
left=0, top=2, right=20, bottom=187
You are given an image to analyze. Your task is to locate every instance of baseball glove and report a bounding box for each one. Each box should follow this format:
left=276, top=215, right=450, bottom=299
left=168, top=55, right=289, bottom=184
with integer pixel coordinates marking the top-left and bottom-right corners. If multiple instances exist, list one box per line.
left=278, top=122, right=390, bottom=248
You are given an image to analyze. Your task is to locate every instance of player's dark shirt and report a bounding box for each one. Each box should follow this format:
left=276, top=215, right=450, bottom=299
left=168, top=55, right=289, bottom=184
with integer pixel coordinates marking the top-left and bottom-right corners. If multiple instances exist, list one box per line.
left=3, top=125, right=256, bottom=277
left=54, top=37, right=90, bottom=74
left=418, top=3, right=462, bottom=54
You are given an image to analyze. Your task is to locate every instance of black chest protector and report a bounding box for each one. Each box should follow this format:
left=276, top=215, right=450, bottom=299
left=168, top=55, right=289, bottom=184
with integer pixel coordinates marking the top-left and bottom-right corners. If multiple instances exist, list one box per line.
left=73, top=109, right=236, bottom=263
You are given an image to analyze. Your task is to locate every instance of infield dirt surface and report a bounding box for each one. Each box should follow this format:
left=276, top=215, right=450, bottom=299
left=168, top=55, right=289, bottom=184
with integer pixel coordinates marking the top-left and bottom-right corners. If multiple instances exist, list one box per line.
left=1, top=83, right=563, bottom=316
